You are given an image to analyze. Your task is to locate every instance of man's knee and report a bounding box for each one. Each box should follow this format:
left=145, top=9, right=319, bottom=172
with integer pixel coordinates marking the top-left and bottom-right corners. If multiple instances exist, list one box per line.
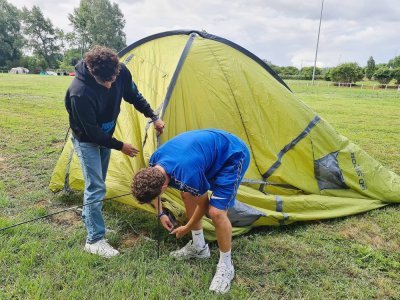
left=208, top=206, right=228, bottom=222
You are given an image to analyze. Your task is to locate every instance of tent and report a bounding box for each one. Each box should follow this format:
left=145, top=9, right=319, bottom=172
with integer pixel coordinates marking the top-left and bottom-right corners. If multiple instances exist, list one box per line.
left=9, top=67, right=29, bottom=74
left=49, top=30, right=400, bottom=239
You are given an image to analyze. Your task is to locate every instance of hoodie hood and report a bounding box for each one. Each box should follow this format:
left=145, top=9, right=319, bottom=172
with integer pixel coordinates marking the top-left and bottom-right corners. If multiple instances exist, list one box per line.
left=74, top=60, right=97, bottom=85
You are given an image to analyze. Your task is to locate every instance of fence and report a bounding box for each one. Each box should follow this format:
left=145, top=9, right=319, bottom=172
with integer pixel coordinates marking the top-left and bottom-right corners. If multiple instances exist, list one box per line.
left=287, top=80, right=400, bottom=92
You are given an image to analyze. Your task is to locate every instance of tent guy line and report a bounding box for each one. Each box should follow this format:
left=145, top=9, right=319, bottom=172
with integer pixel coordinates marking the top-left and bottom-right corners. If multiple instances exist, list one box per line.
left=0, top=192, right=132, bottom=233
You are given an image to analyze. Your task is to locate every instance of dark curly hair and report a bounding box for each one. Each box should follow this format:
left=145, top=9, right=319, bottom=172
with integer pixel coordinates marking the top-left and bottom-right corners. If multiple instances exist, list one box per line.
left=131, top=167, right=165, bottom=203
left=84, top=45, right=121, bottom=82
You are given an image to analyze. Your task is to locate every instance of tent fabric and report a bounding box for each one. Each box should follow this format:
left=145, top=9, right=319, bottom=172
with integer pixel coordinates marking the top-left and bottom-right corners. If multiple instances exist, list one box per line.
left=49, top=30, right=400, bottom=240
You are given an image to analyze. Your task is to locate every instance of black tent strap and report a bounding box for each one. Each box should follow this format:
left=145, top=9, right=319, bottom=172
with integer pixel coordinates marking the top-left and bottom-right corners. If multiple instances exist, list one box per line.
left=275, top=195, right=289, bottom=225
left=262, top=116, right=321, bottom=180
left=142, top=103, right=164, bottom=149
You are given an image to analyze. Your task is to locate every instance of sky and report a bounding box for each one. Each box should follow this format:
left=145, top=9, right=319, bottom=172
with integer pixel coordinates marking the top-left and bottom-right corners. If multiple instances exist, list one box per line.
left=11, top=0, right=400, bottom=68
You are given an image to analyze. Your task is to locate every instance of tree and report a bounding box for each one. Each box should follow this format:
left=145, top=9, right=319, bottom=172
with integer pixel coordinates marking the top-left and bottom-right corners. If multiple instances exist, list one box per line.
left=19, top=55, right=47, bottom=73
left=300, top=66, right=320, bottom=80
left=387, top=56, right=400, bottom=69
left=329, top=63, right=364, bottom=83
left=392, top=68, right=400, bottom=84
left=365, top=56, right=375, bottom=80
left=279, top=66, right=299, bottom=76
left=373, top=67, right=393, bottom=84
left=324, top=68, right=332, bottom=81
left=68, top=0, right=126, bottom=54
left=0, top=0, right=24, bottom=68
left=58, top=48, right=82, bottom=71
left=21, top=6, right=61, bottom=68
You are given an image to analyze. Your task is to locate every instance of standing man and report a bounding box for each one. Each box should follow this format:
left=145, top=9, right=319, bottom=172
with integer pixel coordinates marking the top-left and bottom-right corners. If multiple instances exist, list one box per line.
left=131, top=129, right=250, bottom=294
left=65, top=46, right=164, bottom=258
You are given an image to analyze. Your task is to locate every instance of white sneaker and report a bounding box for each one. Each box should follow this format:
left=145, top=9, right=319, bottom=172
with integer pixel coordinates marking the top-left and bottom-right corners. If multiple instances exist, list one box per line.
left=209, top=262, right=235, bottom=294
left=84, top=239, right=120, bottom=258
left=170, top=240, right=210, bottom=259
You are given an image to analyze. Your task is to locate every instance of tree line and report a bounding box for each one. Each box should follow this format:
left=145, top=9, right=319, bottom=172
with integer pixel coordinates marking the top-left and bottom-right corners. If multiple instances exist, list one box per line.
left=266, top=56, right=400, bottom=85
left=1, top=0, right=400, bottom=84
left=267, top=57, right=400, bottom=85
left=0, top=0, right=125, bottom=73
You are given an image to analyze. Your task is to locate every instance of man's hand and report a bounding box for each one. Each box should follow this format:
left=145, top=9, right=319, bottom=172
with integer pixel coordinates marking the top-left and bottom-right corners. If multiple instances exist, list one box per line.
left=121, top=143, right=139, bottom=157
left=153, top=118, right=165, bottom=134
left=170, top=225, right=190, bottom=238
left=160, top=215, right=174, bottom=232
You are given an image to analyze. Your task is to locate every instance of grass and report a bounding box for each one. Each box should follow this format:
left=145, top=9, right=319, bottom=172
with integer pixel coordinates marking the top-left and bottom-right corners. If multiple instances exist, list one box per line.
left=0, top=75, right=399, bottom=299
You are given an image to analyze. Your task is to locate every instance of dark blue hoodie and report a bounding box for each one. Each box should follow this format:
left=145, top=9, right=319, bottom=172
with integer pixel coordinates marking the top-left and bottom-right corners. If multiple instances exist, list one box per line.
left=65, top=61, right=156, bottom=150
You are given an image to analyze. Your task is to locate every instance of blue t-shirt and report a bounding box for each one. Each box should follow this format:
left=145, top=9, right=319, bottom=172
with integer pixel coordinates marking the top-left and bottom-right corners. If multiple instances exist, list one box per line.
left=149, top=129, right=249, bottom=196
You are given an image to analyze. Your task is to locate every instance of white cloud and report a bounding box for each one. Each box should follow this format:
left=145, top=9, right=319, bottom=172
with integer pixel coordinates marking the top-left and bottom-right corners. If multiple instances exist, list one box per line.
left=10, top=0, right=400, bottom=67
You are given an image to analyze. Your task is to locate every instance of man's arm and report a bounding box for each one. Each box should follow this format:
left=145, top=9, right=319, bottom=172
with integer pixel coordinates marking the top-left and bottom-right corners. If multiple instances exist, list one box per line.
left=171, top=193, right=209, bottom=238
left=151, top=197, right=174, bottom=231
left=184, top=193, right=209, bottom=230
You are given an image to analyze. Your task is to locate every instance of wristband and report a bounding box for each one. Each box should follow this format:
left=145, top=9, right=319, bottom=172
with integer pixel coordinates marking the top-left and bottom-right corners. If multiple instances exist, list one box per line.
left=151, top=115, right=159, bottom=122
left=158, top=211, right=166, bottom=219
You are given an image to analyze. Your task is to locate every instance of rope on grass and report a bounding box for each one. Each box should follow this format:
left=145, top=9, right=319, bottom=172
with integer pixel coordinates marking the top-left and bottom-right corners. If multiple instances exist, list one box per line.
left=0, top=192, right=132, bottom=233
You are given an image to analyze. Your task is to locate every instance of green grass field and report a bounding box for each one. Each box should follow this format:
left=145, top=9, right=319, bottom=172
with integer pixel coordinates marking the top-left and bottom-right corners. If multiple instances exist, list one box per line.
left=0, top=74, right=399, bottom=299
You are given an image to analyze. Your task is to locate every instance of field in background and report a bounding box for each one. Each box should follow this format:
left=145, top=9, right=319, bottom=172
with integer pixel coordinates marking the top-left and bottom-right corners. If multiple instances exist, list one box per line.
left=0, top=74, right=399, bottom=299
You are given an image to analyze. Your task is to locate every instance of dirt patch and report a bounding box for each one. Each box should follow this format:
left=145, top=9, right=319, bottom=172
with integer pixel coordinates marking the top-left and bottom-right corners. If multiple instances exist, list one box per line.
left=51, top=140, right=66, bottom=149
left=34, top=199, right=49, bottom=207
left=51, top=210, right=81, bottom=227
left=339, top=222, right=398, bottom=251
left=120, top=233, right=141, bottom=249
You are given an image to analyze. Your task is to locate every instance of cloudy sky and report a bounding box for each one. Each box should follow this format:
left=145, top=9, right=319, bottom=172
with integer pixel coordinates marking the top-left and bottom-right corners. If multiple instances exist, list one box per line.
left=11, top=0, right=400, bottom=68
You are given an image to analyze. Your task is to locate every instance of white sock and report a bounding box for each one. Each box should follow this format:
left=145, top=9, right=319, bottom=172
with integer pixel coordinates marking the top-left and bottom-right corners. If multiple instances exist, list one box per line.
left=192, top=229, right=206, bottom=249
left=219, top=250, right=232, bottom=267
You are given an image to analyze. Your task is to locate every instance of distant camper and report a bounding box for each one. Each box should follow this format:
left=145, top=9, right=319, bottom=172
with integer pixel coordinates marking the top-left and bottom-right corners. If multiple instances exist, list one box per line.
left=9, top=67, right=29, bottom=74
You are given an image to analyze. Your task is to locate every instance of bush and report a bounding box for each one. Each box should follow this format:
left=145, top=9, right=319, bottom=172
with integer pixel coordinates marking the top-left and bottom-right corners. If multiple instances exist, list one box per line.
left=324, top=69, right=332, bottom=81
left=373, top=67, right=393, bottom=84
left=391, top=67, right=400, bottom=84
left=330, top=63, right=364, bottom=83
left=299, top=66, right=321, bottom=80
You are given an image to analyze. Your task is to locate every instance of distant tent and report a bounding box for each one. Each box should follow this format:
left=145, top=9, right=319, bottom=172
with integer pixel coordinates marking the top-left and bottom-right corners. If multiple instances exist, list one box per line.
left=49, top=30, right=400, bottom=239
left=9, top=67, right=29, bottom=74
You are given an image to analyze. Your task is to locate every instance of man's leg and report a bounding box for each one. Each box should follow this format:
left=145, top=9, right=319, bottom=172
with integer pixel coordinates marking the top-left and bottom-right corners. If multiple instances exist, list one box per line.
left=99, top=145, right=111, bottom=182
left=207, top=205, right=234, bottom=294
left=208, top=150, right=250, bottom=293
left=72, top=139, right=118, bottom=258
left=170, top=192, right=210, bottom=259
left=208, top=206, right=231, bottom=252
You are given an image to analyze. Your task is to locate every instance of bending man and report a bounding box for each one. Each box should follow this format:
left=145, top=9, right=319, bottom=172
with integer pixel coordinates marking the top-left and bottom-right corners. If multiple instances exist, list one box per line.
left=131, top=129, right=250, bottom=294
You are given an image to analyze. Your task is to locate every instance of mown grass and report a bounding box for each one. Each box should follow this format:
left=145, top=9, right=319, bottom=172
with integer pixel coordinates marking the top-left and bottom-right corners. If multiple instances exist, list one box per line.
left=0, top=75, right=399, bottom=299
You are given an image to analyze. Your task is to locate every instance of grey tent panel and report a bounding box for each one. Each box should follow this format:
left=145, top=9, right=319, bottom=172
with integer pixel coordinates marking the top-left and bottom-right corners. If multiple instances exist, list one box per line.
left=227, top=200, right=266, bottom=227
left=314, top=151, right=349, bottom=190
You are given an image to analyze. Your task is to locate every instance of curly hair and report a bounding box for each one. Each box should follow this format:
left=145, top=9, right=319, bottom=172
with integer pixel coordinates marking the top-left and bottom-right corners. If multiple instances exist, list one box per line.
left=131, top=167, right=165, bottom=203
left=84, top=45, right=121, bottom=82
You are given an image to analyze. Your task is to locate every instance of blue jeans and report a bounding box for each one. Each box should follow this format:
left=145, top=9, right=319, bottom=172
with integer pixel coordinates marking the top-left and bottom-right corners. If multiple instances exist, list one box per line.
left=72, top=137, right=111, bottom=244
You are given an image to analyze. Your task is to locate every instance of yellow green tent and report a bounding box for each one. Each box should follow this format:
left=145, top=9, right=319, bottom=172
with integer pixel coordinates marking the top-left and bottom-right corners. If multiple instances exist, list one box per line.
left=50, top=30, right=400, bottom=239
